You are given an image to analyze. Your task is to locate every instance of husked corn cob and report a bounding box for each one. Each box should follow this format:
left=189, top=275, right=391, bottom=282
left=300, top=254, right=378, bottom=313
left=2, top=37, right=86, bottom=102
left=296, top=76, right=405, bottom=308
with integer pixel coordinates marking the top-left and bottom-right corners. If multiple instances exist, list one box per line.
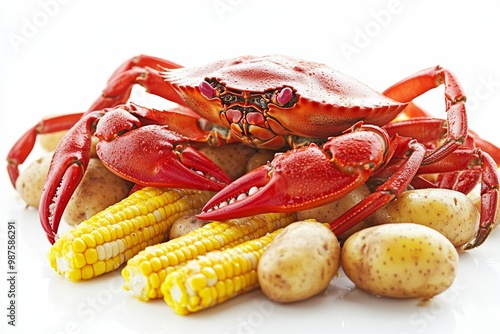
left=161, top=228, right=282, bottom=315
left=122, top=212, right=297, bottom=301
left=48, top=187, right=213, bottom=281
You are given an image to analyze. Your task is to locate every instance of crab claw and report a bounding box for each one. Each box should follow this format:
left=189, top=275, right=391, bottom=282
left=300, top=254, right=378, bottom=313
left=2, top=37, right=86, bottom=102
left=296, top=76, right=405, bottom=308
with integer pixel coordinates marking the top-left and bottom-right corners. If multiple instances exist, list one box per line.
left=7, top=112, right=85, bottom=188
left=39, top=113, right=96, bottom=244
left=198, top=123, right=391, bottom=221
left=39, top=110, right=231, bottom=244
left=197, top=143, right=373, bottom=220
left=96, top=125, right=231, bottom=191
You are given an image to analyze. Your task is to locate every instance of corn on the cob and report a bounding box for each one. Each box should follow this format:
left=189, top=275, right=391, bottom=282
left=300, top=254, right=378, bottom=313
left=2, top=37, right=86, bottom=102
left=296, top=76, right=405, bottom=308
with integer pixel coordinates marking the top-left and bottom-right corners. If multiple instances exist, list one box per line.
left=121, top=212, right=297, bottom=301
left=48, top=187, right=213, bottom=281
left=161, top=228, right=282, bottom=315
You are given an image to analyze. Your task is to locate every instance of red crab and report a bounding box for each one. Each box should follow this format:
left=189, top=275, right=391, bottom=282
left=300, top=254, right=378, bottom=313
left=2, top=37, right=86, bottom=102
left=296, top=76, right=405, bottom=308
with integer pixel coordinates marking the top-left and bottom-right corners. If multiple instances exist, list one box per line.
left=7, top=54, right=499, bottom=248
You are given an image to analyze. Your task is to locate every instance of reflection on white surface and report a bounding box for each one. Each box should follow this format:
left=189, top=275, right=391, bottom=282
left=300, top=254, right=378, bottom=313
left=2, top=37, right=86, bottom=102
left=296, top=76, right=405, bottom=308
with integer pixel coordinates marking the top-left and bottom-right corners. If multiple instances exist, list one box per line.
left=1, top=189, right=500, bottom=334
left=1, top=0, right=500, bottom=333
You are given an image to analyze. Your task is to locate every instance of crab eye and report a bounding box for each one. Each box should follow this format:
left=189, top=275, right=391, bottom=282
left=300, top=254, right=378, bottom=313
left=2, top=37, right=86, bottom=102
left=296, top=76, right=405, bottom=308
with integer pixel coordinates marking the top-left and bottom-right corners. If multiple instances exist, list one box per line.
left=199, top=81, right=215, bottom=99
left=276, top=87, right=293, bottom=105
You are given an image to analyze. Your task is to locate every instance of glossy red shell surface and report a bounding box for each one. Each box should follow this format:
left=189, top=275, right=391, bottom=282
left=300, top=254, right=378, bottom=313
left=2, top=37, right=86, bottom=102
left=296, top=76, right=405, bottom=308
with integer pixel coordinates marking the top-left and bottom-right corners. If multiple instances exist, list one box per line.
left=164, top=55, right=407, bottom=139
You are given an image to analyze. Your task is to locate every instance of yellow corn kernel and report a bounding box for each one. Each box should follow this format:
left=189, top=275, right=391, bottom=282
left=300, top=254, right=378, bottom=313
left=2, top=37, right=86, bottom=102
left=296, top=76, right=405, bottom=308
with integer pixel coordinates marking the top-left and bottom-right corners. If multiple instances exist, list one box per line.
left=81, top=265, right=94, bottom=280
left=72, top=237, right=86, bottom=253
left=48, top=187, right=213, bottom=281
left=92, top=261, right=106, bottom=276
left=140, top=261, right=153, bottom=276
left=81, top=234, right=96, bottom=248
left=161, top=229, right=282, bottom=315
left=67, top=268, right=82, bottom=281
left=72, top=253, right=86, bottom=269
left=122, top=212, right=297, bottom=301
left=84, top=248, right=98, bottom=264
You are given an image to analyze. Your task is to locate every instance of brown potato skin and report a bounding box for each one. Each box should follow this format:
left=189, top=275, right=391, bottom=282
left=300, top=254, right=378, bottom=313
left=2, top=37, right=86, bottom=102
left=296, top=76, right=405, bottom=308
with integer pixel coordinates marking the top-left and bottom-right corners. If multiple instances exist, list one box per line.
left=245, top=150, right=275, bottom=172
left=198, top=143, right=257, bottom=180
left=371, top=189, right=480, bottom=249
left=16, top=153, right=52, bottom=208
left=39, top=132, right=98, bottom=157
left=341, top=223, right=459, bottom=299
left=38, top=131, right=68, bottom=152
left=296, top=184, right=373, bottom=240
left=16, top=155, right=132, bottom=226
left=63, top=158, right=132, bottom=226
left=258, top=221, right=340, bottom=303
left=169, top=215, right=206, bottom=239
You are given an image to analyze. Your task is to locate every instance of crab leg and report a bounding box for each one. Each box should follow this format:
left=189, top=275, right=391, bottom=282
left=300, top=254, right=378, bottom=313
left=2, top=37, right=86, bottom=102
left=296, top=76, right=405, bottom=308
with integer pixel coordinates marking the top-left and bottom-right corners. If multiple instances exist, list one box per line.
left=88, top=55, right=186, bottom=112
left=385, top=116, right=500, bottom=196
left=368, top=145, right=499, bottom=249
left=467, top=150, right=499, bottom=249
left=383, top=66, right=467, bottom=165
left=121, top=102, right=214, bottom=143
left=385, top=117, right=500, bottom=163
left=417, top=147, right=499, bottom=249
left=7, top=112, right=84, bottom=187
left=384, top=117, right=447, bottom=147
left=467, top=131, right=500, bottom=164
left=329, top=139, right=426, bottom=236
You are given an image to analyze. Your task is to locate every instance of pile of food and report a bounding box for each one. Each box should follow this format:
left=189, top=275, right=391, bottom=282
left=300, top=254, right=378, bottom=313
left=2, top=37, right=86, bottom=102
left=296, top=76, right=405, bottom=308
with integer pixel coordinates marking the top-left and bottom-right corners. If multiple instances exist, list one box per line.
left=13, top=136, right=498, bottom=314
left=7, top=54, right=500, bottom=316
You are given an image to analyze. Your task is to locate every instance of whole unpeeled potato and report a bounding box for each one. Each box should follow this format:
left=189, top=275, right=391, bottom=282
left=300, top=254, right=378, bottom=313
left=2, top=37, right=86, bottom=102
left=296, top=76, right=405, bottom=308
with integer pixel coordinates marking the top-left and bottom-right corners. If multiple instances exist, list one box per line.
left=63, top=158, right=132, bottom=225
left=38, top=131, right=68, bottom=152
left=16, top=156, right=132, bottom=226
left=258, top=221, right=340, bottom=303
left=15, top=153, right=53, bottom=208
left=371, top=188, right=480, bottom=249
left=342, top=223, right=459, bottom=299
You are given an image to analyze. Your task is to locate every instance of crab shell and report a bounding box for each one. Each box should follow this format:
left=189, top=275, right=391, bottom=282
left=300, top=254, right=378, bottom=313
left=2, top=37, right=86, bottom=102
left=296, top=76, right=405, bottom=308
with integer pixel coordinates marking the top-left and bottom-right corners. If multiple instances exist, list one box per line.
left=163, top=55, right=407, bottom=145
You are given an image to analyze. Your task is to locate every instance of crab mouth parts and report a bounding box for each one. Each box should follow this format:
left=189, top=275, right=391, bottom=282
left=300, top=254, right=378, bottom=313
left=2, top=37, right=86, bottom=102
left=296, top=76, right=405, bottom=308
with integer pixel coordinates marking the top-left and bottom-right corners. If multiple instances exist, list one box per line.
left=200, top=79, right=298, bottom=145
left=203, top=78, right=297, bottom=113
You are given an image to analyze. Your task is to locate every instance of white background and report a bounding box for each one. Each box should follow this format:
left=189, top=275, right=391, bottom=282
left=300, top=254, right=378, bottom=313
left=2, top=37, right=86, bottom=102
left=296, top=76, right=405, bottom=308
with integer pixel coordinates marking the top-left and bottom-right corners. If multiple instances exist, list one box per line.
left=1, top=1, right=500, bottom=333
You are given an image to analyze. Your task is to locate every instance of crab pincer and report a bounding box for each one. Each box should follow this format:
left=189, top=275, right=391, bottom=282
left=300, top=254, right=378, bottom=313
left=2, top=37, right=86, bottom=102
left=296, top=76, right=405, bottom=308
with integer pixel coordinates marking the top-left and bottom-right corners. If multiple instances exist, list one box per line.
left=197, top=123, right=393, bottom=222
left=39, top=108, right=232, bottom=244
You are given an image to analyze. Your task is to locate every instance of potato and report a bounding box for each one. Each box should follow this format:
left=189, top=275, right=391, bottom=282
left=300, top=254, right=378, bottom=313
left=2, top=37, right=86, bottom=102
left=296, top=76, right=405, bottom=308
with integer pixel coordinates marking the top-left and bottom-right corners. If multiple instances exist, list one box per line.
left=246, top=149, right=275, bottom=172
left=296, top=184, right=373, bottom=240
left=15, top=153, right=53, bottom=207
left=341, top=223, right=459, bottom=299
left=39, top=131, right=98, bottom=157
left=63, top=158, right=132, bottom=226
left=38, top=130, right=68, bottom=152
left=258, top=221, right=340, bottom=303
left=371, top=189, right=479, bottom=249
left=198, top=143, right=257, bottom=180
left=169, top=215, right=206, bottom=239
